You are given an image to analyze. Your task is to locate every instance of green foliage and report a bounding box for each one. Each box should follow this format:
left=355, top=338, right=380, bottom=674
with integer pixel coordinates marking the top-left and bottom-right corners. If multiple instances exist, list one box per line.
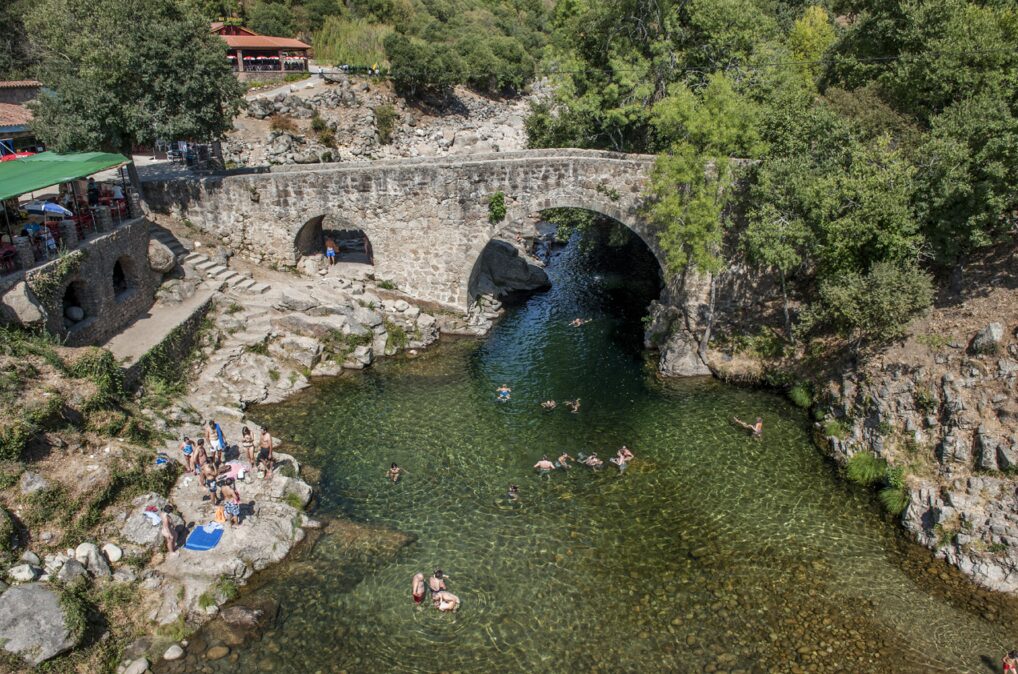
left=385, top=32, right=463, bottom=99
left=313, top=16, right=393, bottom=68
left=249, top=0, right=294, bottom=37
left=846, top=452, right=888, bottom=486
left=788, top=384, right=812, bottom=409
left=374, top=104, right=397, bottom=145
left=27, top=0, right=244, bottom=164
left=385, top=319, right=408, bottom=351
left=878, top=485, right=910, bottom=516
left=0, top=419, right=34, bottom=461
left=488, top=192, right=507, bottom=225
left=310, top=113, right=327, bottom=134
left=317, top=128, right=337, bottom=148
left=68, top=347, right=124, bottom=410
left=645, top=146, right=731, bottom=274
left=797, top=261, right=934, bottom=342
left=376, top=279, right=397, bottom=290
left=284, top=492, right=305, bottom=510
left=58, top=583, right=91, bottom=642
left=823, top=418, right=850, bottom=440
left=27, top=249, right=85, bottom=306
left=787, top=5, right=836, bottom=82
left=912, top=386, right=938, bottom=414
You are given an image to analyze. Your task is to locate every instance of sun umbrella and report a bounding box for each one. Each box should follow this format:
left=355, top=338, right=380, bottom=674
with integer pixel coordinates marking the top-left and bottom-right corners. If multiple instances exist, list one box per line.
left=23, top=201, right=73, bottom=217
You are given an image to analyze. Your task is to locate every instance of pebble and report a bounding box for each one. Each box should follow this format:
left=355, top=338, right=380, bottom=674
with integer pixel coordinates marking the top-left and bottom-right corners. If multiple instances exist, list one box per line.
left=206, top=645, right=230, bottom=660
left=164, top=644, right=184, bottom=661
left=122, top=658, right=149, bottom=674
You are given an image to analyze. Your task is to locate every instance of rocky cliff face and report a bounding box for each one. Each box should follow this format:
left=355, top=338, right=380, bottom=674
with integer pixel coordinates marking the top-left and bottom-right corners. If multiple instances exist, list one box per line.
left=805, top=247, right=1018, bottom=593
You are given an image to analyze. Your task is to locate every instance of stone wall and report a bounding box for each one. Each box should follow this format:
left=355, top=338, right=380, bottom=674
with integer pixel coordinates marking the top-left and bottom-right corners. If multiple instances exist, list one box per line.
left=22, top=218, right=159, bottom=346
left=143, top=150, right=658, bottom=309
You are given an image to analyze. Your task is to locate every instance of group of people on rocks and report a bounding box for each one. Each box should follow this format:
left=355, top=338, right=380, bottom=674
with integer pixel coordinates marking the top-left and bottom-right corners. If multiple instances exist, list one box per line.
left=411, top=569, right=460, bottom=612
left=177, top=421, right=277, bottom=530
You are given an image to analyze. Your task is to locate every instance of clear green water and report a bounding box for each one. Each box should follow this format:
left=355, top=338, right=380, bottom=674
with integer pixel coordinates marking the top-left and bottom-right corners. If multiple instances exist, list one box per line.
left=203, top=235, right=1017, bottom=673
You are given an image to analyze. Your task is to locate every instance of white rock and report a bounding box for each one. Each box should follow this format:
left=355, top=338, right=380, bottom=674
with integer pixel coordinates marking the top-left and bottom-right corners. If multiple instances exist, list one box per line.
left=122, top=657, right=149, bottom=674
left=163, top=644, right=184, bottom=661
left=102, top=543, right=123, bottom=564
left=7, top=564, right=40, bottom=583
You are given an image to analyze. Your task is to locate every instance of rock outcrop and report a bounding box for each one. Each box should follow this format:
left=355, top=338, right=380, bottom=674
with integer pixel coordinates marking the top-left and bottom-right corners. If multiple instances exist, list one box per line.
left=468, top=240, right=550, bottom=302
left=148, top=239, right=177, bottom=273
left=0, top=583, right=81, bottom=664
left=0, top=280, right=47, bottom=327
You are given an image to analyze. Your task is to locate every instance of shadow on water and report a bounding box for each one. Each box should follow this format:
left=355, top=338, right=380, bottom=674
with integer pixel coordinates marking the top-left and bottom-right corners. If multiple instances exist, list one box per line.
left=163, top=226, right=1018, bottom=674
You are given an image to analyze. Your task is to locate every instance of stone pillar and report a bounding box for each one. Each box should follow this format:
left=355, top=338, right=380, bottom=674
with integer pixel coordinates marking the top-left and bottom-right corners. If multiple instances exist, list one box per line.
left=58, top=220, right=78, bottom=249
left=95, top=205, right=112, bottom=232
left=127, top=188, right=143, bottom=218
left=237, top=49, right=245, bottom=72
left=13, top=236, right=34, bottom=269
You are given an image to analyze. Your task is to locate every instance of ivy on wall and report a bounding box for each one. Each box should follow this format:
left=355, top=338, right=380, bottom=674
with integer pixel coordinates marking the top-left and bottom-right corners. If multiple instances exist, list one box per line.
left=27, top=249, right=86, bottom=306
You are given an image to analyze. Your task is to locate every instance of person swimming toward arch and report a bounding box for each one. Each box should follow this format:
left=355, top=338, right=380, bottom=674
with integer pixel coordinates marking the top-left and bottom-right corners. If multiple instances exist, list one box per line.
left=496, top=385, right=511, bottom=402
left=610, top=446, right=635, bottom=472
left=534, top=456, right=556, bottom=474
left=577, top=452, right=603, bottom=468
left=565, top=399, right=581, bottom=413
left=541, top=400, right=557, bottom=410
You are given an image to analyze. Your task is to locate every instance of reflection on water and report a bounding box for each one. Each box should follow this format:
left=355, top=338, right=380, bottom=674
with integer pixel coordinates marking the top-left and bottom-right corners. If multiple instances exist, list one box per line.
left=190, top=231, right=1017, bottom=673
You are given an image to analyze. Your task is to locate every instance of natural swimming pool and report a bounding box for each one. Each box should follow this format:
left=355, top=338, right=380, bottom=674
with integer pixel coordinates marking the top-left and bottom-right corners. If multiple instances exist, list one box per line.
left=193, top=232, right=1017, bottom=673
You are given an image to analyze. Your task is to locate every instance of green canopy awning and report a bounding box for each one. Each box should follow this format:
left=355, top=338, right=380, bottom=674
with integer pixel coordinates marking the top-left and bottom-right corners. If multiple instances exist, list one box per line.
left=0, top=151, right=131, bottom=202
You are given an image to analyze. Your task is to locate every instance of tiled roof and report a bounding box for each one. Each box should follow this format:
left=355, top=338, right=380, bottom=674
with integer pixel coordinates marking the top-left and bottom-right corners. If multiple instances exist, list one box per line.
left=0, top=103, right=32, bottom=128
left=221, top=35, right=310, bottom=50
left=0, top=81, right=41, bottom=90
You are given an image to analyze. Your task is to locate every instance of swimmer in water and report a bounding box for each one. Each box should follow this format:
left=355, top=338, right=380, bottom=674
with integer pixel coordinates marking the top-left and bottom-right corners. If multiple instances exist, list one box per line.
left=534, top=456, right=557, bottom=473
left=565, top=399, right=581, bottom=413
left=541, top=400, right=557, bottom=410
left=496, top=385, right=512, bottom=402
left=433, top=590, right=460, bottom=612
left=556, top=452, right=574, bottom=469
left=570, top=318, right=590, bottom=327
left=412, top=572, right=426, bottom=606
left=385, top=463, right=402, bottom=483
left=734, top=416, right=763, bottom=438
left=507, top=484, right=519, bottom=502
left=610, top=446, right=634, bottom=472
left=579, top=452, right=603, bottom=468
left=428, top=570, right=447, bottom=594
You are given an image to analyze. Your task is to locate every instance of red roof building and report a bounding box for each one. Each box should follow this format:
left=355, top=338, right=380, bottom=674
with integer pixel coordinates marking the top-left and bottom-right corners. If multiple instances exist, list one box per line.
left=0, top=81, right=43, bottom=156
left=211, top=23, right=311, bottom=79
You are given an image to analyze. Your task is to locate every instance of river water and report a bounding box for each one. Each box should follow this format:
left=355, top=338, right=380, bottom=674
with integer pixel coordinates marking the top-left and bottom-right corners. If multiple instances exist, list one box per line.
left=206, top=230, right=1016, bottom=673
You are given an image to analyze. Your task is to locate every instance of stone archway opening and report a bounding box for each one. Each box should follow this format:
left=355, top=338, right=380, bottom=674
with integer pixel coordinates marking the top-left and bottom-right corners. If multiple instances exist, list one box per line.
left=111, top=255, right=136, bottom=299
left=62, top=281, right=87, bottom=327
left=294, top=215, right=374, bottom=265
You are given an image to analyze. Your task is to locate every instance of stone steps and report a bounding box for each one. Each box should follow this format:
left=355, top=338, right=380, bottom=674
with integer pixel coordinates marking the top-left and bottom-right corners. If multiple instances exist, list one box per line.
left=148, top=224, right=270, bottom=295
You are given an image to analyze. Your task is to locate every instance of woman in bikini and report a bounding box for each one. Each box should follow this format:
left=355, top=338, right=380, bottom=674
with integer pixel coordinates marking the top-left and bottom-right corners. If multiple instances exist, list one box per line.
left=179, top=436, right=195, bottom=473
left=161, top=505, right=177, bottom=554
left=241, top=427, right=256, bottom=466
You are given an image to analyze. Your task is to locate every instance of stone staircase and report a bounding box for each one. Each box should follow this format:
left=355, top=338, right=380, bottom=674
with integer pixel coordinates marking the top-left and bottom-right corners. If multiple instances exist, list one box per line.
left=149, top=225, right=271, bottom=295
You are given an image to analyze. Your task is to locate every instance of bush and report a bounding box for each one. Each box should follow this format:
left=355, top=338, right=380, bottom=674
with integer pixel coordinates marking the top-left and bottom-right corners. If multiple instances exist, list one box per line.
left=384, top=33, right=464, bottom=99
left=823, top=418, right=850, bottom=440
left=68, top=347, right=123, bottom=410
left=385, top=320, right=408, bottom=351
left=798, top=261, right=934, bottom=342
left=488, top=191, right=507, bottom=224
left=317, top=128, right=337, bottom=148
left=269, top=115, right=298, bottom=133
left=310, top=113, right=327, bottom=134
left=320, top=150, right=334, bottom=163
left=788, top=384, right=812, bottom=409
left=846, top=452, right=887, bottom=486
left=878, top=485, right=910, bottom=515
left=374, top=104, right=397, bottom=145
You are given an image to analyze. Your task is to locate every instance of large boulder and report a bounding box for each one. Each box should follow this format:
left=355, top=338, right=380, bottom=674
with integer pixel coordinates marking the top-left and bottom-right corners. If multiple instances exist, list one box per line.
left=0, top=583, right=81, bottom=664
left=0, top=281, right=47, bottom=327
left=970, top=322, right=1005, bottom=355
left=120, top=493, right=172, bottom=547
left=270, top=313, right=348, bottom=340
left=468, top=240, right=550, bottom=301
left=658, top=331, right=711, bottom=377
left=268, top=335, right=323, bottom=370
left=148, top=239, right=177, bottom=273
left=19, top=471, right=49, bottom=495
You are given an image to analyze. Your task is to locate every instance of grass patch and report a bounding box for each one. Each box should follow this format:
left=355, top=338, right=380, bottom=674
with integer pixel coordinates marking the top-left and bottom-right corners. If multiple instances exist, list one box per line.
left=845, top=452, right=887, bottom=486
left=912, top=385, right=938, bottom=414
left=878, top=485, right=909, bottom=515
left=787, top=384, right=812, bottom=409
left=284, top=492, right=305, bottom=510
left=225, top=302, right=244, bottom=315
left=916, top=333, right=951, bottom=350
left=268, top=369, right=280, bottom=383
left=245, top=341, right=270, bottom=356
left=376, top=279, right=397, bottom=290
left=269, top=115, right=298, bottom=134
left=385, top=320, right=408, bottom=351
left=313, top=16, right=392, bottom=67
left=823, top=418, right=850, bottom=440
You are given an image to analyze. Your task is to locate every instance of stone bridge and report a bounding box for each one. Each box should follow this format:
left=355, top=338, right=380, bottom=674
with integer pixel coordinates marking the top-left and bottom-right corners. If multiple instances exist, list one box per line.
left=144, top=149, right=660, bottom=308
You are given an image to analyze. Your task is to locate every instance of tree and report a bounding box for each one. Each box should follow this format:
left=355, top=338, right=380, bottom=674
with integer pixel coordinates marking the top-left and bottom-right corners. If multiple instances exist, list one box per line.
left=249, top=1, right=295, bottom=37
left=27, top=0, right=244, bottom=188
left=787, top=5, right=836, bottom=82
left=384, top=33, right=464, bottom=100
left=0, top=1, right=33, bottom=79
left=744, top=200, right=810, bottom=341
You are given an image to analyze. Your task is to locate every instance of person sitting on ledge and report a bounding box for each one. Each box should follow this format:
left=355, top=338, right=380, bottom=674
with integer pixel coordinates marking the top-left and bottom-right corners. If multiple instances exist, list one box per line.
left=733, top=416, right=763, bottom=438
left=541, top=400, right=557, bottom=410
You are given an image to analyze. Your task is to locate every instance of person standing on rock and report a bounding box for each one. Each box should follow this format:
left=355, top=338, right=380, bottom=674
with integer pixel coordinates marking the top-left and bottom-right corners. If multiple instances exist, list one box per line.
left=179, top=436, right=195, bottom=473
left=207, top=419, right=227, bottom=465
left=412, top=572, right=426, bottom=606
left=202, top=461, right=221, bottom=504
left=258, top=427, right=274, bottom=479
left=325, top=237, right=337, bottom=266
left=241, top=427, right=256, bottom=466
left=221, top=480, right=242, bottom=527
left=194, top=439, right=208, bottom=476
left=161, top=505, right=177, bottom=555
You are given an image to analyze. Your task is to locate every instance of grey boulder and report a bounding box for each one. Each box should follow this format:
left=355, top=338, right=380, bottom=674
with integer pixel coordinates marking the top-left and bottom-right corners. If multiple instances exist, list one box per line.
left=970, top=322, right=1004, bottom=355
left=0, top=281, right=47, bottom=327
left=0, top=583, right=80, bottom=664
left=148, top=239, right=177, bottom=273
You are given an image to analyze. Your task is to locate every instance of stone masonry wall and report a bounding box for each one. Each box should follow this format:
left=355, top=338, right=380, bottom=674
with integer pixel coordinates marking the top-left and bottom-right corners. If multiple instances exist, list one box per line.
left=143, top=150, right=658, bottom=309
left=24, top=217, right=159, bottom=346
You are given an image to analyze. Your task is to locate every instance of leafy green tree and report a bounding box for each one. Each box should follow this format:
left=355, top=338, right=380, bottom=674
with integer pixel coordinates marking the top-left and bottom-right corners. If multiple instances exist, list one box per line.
left=645, top=144, right=732, bottom=275
left=787, top=5, right=836, bottom=82
left=384, top=33, right=464, bottom=99
left=249, top=1, right=295, bottom=36
left=744, top=198, right=810, bottom=341
left=0, top=0, right=33, bottom=79
left=27, top=0, right=244, bottom=187
left=798, top=261, right=934, bottom=342
left=651, top=73, right=766, bottom=158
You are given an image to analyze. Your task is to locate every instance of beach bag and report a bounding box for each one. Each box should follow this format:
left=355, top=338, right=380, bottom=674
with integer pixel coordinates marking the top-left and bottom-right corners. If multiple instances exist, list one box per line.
left=214, top=506, right=226, bottom=523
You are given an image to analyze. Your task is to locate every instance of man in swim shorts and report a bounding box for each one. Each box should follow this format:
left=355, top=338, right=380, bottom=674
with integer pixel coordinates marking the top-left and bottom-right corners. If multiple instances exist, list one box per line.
left=496, top=385, right=511, bottom=401
left=556, top=452, right=574, bottom=469
left=412, top=572, right=426, bottom=605
left=534, top=457, right=556, bottom=473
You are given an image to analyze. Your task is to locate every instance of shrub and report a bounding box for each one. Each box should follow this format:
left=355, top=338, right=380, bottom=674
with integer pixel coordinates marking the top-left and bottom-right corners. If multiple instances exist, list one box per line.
left=823, top=418, right=850, bottom=440
left=912, top=385, right=938, bottom=414
left=85, top=409, right=128, bottom=436
left=317, top=129, right=337, bottom=148
left=385, top=320, right=408, bottom=351
left=377, top=279, right=397, bottom=290
left=788, top=384, right=812, bottom=409
left=284, top=73, right=309, bottom=83
left=878, top=485, right=909, bottom=515
left=846, top=452, right=887, bottom=486
left=68, top=347, right=123, bottom=410
left=310, top=113, right=327, bottom=134
left=269, top=115, right=297, bottom=133
left=488, top=192, right=507, bottom=224
left=374, top=104, right=397, bottom=145
left=320, top=150, right=334, bottom=163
